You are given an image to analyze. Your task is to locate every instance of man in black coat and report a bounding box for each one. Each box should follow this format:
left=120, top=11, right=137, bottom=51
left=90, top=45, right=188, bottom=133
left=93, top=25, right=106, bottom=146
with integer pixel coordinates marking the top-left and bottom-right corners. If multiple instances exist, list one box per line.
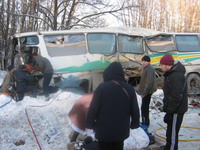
left=86, top=62, right=140, bottom=150
left=15, top=65, right=37, bottom=101
left=160, top=54, right=188, bottom=150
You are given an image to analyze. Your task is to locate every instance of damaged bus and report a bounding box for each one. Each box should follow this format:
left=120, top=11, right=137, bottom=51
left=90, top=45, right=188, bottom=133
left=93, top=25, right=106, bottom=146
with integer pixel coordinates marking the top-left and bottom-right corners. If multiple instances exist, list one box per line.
left=11, top=27, right=200, bottom=93
left=145, top=33, right=200, bottom=93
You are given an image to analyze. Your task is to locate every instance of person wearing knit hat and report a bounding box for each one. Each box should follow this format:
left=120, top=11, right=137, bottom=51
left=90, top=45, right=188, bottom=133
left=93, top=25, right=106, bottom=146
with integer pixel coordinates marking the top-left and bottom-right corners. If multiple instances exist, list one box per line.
left=159, top=54, right=188, bottom=150
left=159, top=54, right=174, bottom=73
left=160, top=54, right=174, bottom=66
left=141, top=55, right=151, bottom=62
left=138, top=55, right=157, bottom=127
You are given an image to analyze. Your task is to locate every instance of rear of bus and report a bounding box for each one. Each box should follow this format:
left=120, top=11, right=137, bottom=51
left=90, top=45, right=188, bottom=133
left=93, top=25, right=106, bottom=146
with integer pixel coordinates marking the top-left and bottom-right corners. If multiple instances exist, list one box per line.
left=145, top=33, right=200, bottom=93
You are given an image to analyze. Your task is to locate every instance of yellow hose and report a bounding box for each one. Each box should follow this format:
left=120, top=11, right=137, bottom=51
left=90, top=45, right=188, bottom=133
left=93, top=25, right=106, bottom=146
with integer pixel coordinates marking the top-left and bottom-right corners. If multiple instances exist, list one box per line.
left=154, top=126, right=200, bottom=142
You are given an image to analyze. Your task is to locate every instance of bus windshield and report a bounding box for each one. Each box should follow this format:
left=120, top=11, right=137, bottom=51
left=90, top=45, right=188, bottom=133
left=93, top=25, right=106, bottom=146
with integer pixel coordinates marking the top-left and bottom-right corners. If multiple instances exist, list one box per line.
left=20, top=36, right=39, bottom=45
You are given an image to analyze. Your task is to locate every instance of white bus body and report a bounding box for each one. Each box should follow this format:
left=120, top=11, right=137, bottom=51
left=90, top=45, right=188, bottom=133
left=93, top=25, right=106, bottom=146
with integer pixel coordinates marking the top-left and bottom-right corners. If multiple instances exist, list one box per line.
left=12, top=27, right=200, bottom=93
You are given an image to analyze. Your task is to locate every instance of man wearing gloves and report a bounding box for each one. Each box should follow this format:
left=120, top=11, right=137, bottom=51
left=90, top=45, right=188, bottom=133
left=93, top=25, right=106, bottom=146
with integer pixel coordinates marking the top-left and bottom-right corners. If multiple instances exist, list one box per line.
left=160, top=54, right=188, bottom=150
left=86, top=62, right=140, bottom=150
left=138, top=55, right=157, bottom=126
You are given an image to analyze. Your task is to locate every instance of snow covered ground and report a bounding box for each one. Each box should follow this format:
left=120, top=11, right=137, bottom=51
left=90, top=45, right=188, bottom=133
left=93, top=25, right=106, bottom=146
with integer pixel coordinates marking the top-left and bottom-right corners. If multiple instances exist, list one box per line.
left=0, top=70, right=200, bottom=150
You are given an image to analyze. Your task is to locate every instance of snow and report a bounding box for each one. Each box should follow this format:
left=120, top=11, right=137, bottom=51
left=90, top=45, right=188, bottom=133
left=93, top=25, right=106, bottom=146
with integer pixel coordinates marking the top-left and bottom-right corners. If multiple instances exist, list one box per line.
left=0, top=70, right=200, bottom=150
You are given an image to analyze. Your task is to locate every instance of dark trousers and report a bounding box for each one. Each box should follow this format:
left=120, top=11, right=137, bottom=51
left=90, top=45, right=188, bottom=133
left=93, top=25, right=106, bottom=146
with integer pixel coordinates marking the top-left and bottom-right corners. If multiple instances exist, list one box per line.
left=98, top=141, right=124, bottom=150
left=141, top=94, right=152, bottom=126
left=164, top=113, right=184, bottom=150
left=17, top=86, right=37, bottom=101
left=70, top=131, right=79, bottom=142
left=43, top=72, right=53, bottom=97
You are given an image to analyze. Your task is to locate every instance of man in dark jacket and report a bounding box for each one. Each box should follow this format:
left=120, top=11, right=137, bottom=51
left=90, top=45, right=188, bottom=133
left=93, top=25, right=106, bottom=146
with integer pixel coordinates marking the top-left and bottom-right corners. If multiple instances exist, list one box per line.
left=15, top=65, right=37, bottom=101
left=138, top=55, right=157, bottom=126
left=86, top=62, right=140, bottom=150
left=32, top=53, right=53, bottom=97
left=160, top=54, right=188, bottom=150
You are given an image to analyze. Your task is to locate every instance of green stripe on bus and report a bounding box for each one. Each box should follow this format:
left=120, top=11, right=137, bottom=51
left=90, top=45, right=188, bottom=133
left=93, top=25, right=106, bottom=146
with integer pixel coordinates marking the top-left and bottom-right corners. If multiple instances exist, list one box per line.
left=55, top=60, right=111, bottom=73
left=149, top=53, right=177, bottom=58
left=150, top=52, right=200, bottom=58
left=184, top=57, right=200, bottom=63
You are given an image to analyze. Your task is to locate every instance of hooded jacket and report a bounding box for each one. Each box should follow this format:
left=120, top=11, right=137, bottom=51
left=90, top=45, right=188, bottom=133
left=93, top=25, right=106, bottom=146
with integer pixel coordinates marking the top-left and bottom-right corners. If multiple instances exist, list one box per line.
left=86, top=62, right=140, bottom=142
left=163, top=61, right=188, bottom=114
left=14, top=69, right=36, bottom=92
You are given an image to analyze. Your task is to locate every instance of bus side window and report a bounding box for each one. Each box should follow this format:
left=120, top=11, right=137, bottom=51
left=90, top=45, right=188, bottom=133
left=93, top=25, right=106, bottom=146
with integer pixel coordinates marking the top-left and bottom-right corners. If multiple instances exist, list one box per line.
left=146, top=35, right=174, bottom=52
left=176, top=35, right=200, bottom=52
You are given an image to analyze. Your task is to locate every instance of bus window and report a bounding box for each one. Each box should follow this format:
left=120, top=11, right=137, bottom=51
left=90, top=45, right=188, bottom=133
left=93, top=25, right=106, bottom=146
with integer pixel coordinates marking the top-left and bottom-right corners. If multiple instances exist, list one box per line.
left=176, top=35, right=200, bottom=52
left=118, top=34, right=143, bottom=54
left=44, top=34, right=86, bottom=57
left=87, top=33, right=116, bottom=55
left=146, top=35, right=174, bottom=52
left=20, top=36, right=39, bottom=45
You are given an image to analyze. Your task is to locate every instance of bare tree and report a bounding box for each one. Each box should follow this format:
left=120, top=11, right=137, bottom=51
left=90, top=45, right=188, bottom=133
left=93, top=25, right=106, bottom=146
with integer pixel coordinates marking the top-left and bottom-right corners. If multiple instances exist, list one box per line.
left=119, top=0, right=200, bottom=32
left=0, top=0, right=132, bottom=69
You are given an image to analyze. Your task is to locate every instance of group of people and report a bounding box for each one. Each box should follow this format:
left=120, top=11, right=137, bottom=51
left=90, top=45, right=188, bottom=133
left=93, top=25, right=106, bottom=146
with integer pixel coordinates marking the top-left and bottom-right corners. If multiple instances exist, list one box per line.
left=137, top=54, right=188, bottom=150
left=0, top=52, right=54, bottom=101
left=0, top=52, right=188, bottom=150
left=69, top=54, right=187, bottom=150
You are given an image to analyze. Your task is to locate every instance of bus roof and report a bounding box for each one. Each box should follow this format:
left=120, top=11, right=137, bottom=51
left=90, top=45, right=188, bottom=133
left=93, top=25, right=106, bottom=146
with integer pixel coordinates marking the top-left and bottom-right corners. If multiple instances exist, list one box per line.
left=146, top=32, right=200, bottom=38
left=14, top=27, right=161, bottom=37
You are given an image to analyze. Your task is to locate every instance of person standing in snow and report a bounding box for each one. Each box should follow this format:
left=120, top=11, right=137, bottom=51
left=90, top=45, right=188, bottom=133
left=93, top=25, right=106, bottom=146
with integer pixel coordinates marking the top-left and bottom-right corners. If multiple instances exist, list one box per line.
left=32, top=52, right=53, bottom=97
left=160, top=54, right=188, bottom=150
left=86, top=62, right=140, bottom=150
left=0, top=65, right=15, bottom=95
left=137, top=55, right=157, bottom=127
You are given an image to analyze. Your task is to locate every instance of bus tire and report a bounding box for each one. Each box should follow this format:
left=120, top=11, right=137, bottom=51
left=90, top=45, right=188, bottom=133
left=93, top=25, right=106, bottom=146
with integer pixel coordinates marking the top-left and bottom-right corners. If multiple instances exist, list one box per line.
left=187, top=73, right=200, bottom=92
left=80, top=79, right=90, bottom=93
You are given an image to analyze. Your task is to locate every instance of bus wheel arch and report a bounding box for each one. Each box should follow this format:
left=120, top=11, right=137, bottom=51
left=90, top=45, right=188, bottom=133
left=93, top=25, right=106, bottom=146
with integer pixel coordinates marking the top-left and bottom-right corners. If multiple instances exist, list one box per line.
left=186, top=73, right=200, bottom=92
left=80, top=79, right=92, bottom=93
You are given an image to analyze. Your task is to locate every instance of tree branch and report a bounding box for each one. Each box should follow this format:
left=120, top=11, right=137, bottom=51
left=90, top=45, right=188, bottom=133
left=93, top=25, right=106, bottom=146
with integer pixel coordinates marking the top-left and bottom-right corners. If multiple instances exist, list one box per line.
left=14, top=13, right=53, bottom=29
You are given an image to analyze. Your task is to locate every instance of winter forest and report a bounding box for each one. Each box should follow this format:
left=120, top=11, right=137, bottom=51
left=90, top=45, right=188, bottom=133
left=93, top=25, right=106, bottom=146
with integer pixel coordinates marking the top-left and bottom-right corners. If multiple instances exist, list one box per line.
left=1, top=1, right=200, bottom=150
left=0, top=0, right=200, bottom=70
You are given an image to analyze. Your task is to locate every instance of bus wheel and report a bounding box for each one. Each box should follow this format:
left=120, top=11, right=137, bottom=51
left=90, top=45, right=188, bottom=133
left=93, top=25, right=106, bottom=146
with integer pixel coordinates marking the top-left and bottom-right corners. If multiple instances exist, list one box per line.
left=80, top=79, right=90, bottom=93
left=187, top=73, right=200, bottom=92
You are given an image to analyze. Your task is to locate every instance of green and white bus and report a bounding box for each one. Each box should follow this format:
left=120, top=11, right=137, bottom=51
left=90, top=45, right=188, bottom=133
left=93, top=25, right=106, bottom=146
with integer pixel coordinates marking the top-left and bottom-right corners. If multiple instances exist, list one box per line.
left=11, top=27, right=200, bottom=93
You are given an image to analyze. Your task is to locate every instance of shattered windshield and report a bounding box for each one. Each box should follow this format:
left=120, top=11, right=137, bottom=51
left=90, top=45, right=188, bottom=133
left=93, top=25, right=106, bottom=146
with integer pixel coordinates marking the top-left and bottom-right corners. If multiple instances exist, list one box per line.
left=118, top=34, right=143, bottom=54
left=146, top=35, right=175, bottom=52
left=20, top=36, right=39, bottom=45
